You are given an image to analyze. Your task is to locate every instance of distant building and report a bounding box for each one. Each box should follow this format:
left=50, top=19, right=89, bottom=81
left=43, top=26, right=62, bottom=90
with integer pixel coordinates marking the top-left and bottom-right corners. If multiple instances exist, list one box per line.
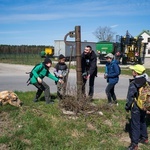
left=54, top=40, right=97, bottom=60
left=138, top=30, right=150, bottom=58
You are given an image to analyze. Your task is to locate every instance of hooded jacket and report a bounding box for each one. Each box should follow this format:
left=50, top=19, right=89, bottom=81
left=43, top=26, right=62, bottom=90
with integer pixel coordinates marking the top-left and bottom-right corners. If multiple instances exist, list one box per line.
left=105, top=60, right=120, bottom=84
left=81, top=50, right=97, bottom=76
left=30, top=63, right=58, bottom=84
left=125, top=75, right=148, bottom=111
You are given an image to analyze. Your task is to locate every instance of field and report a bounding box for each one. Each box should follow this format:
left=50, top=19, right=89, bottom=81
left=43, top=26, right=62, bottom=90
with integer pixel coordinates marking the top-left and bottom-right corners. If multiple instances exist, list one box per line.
left=0, top=55, right=150, bottom=149
left=0, top=92, right=150, bottom=150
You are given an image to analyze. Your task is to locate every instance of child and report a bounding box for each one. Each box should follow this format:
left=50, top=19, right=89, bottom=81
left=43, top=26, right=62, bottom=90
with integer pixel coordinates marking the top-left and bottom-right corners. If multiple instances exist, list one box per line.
left=30, top=58, right=63, bottom=104
left=54, top=54, right=68, bottom=99
left=104, top=53, right=120, bottom=106
left=125, top=64, right=149, bottom=150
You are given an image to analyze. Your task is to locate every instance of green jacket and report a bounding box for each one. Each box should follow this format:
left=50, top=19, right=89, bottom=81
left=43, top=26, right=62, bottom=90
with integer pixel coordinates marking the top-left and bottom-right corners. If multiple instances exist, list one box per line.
left=30, top=63, right=59, bottom=84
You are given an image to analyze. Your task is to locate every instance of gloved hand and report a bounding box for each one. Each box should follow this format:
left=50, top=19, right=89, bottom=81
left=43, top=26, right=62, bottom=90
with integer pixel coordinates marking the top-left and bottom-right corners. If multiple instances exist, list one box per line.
left=82, top=72, right=89, bottom=79
left=82, top=72, right=88, bottom=77
left=37, top=77, right=42, bottom=83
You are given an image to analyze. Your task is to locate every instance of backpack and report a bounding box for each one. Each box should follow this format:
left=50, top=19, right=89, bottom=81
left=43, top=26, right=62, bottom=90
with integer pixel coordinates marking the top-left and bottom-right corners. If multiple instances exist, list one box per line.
left=26, top=63, right=44, bottom=85
left=136, top=82, right=150, bottom=111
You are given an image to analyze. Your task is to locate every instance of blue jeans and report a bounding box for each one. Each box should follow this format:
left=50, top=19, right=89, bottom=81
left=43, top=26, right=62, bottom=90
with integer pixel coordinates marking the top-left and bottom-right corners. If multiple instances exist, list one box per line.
left=130, top=103, right=148, bottom=144
left=105, top=83, right=117, bottom=103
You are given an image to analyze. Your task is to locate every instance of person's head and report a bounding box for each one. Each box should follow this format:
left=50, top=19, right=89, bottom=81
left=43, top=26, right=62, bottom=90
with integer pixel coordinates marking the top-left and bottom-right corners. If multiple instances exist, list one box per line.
left=104, top=53, right=114, bottom=62
left=84, top=45, right=92, bottom=56
left=58, top=54, right=65, bottom=64
left=129, top=64, right=146, bottom=77
left=43, top=58, right=52, bottom=68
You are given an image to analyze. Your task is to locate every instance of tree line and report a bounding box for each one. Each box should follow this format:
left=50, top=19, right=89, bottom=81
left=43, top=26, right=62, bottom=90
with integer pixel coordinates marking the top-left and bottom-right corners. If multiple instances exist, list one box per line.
left=0, top=45, right=54, bottom=54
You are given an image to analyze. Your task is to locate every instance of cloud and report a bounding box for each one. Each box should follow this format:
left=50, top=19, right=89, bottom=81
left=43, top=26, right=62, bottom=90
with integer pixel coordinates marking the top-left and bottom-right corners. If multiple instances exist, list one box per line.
left=110, top=24, right=119, bottom=28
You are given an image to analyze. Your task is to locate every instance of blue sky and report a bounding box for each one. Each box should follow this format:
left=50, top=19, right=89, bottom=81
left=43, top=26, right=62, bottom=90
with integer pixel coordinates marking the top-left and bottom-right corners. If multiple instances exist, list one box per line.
left=0, top=0, right=150, bottom=46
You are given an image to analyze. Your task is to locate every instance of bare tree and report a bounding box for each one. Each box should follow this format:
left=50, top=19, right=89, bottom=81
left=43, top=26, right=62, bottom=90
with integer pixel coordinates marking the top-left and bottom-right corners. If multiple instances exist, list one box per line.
left=93, top=26, right=116, bottom=42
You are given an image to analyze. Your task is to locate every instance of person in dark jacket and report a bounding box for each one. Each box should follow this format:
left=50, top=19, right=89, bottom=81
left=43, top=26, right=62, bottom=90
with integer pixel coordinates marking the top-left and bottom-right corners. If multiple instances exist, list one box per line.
left=125, top=64, right=149, bottom=150
left=54, top=54, right=68, bottom=99
left=81, top=45, right=97, bottom=100
left=30, top=58, right=63, bottom=104
left=104, top=53, right=120, bottom=105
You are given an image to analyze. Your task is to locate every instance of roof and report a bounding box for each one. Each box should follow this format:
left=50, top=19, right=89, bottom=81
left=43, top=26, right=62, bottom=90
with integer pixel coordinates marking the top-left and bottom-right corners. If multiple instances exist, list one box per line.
left=137, top=30, right=150, bottom=37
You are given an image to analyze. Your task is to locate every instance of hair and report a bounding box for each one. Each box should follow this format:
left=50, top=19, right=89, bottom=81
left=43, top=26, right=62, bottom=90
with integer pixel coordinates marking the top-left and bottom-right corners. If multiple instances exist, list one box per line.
left=86, top=45, right=92, bottom=51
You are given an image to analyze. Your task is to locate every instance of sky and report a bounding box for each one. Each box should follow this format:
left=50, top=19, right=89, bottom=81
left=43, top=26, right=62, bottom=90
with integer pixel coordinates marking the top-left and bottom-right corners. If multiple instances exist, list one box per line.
left=0, top=0, right=150, bottom=46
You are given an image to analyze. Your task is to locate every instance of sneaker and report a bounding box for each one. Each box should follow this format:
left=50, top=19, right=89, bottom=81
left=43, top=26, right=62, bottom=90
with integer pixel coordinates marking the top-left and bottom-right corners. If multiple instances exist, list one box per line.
left=139, top=137, right=148, bottom=144
left=127, top=143, right=138, bottom=150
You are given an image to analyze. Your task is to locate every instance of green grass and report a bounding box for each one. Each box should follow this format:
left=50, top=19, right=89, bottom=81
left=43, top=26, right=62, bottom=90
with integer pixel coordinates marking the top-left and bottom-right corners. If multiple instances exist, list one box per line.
left=0, top=92, right=150, bottom=150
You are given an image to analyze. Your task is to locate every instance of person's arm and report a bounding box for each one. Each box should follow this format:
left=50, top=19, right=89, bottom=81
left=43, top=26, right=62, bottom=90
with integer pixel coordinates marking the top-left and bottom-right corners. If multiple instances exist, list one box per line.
left=53, top=64, right=60, bottom=77
left=125, top=82, right=137, bottom=111
left=47, top=72, right=59, bottom=82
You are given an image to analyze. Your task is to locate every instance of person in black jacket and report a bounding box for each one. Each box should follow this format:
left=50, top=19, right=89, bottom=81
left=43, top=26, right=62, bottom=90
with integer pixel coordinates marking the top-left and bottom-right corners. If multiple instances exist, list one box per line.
left=81, top=45, right=97, bottom=101
left=125, top=64, right=149, bottom=150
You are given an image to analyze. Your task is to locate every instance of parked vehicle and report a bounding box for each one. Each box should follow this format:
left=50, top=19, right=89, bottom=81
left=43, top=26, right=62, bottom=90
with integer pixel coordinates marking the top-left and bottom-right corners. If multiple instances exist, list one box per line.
left=96, top=31, right=146, bottom=65
left=96, top=41, right=115, bottom=64
left=40, top=47, right=54, bottom=58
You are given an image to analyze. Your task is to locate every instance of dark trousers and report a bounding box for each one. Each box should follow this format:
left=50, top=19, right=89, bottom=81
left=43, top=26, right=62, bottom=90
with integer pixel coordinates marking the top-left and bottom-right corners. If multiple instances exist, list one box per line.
left=57, top=77, right=67, bottom=99
left=105, top=83, right=117, bottom=103
left=130, top=103, right=148, bottom=144
left=33, top=81, right=51, bottom=104
left=82, top=74, right=95, bottom=97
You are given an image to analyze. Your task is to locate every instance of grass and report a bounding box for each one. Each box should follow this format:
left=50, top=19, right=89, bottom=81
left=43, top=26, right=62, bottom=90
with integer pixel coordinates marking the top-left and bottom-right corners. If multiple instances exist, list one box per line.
left=0, top=55, right=150, bottom=149
left=0, top=92, right=150, bottom=150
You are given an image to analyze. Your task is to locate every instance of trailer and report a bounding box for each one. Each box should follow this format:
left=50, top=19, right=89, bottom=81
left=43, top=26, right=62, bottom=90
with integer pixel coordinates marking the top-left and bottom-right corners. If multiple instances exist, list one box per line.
left=96, top=41, right=116, bottom=64
left=54, top=40, right=97, bottom=61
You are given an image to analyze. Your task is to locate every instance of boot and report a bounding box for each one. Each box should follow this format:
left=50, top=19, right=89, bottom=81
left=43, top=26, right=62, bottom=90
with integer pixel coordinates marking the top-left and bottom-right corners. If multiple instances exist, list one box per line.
left=33, top=89, right=42, bottom=102
left=127, top=143, right=138, bottom=150
left=33, top=95, right=39, bottom=102
left=45, top=96, right=54, bottom=104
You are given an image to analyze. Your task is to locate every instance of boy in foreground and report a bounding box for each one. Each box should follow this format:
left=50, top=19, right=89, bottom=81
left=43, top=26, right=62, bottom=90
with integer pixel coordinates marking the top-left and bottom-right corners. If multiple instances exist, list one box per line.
left=125, top=64, right=149, bottom=150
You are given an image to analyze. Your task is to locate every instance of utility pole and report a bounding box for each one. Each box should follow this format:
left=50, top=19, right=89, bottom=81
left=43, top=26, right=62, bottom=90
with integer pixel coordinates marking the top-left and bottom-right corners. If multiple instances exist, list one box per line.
left=75, top=26, right=82, bottom=101
left=64, top=26, right=82, bottom=101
